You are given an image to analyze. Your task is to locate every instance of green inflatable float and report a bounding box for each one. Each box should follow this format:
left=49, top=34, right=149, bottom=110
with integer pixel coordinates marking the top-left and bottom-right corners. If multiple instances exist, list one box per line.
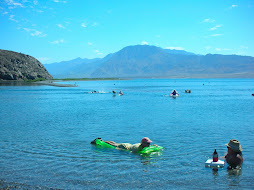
left=95, top=139, right=163, bottom=154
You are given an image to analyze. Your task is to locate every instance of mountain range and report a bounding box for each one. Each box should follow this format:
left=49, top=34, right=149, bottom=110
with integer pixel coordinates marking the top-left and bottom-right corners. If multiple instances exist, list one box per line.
left=44, top=45, right=254, bottom=78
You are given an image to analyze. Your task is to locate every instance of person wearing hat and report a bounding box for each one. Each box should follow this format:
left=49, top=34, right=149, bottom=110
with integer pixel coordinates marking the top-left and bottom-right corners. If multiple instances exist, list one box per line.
left=224, top=139, right=243, bottom=169
left=91, top=137, right=157, bottom=153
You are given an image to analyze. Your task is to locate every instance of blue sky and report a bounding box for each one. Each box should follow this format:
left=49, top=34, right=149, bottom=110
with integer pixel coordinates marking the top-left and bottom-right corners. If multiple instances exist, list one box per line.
left=0, top=0, right=253, bottom=64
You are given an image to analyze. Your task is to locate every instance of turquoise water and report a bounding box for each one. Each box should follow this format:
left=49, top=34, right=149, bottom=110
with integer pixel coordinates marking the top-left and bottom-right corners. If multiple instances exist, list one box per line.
left=0, top=79, right=254, bottom=189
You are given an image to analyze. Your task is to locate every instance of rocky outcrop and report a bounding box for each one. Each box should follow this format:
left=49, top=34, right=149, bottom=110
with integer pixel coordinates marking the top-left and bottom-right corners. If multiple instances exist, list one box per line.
left=0, top=50, right=53, bottom=80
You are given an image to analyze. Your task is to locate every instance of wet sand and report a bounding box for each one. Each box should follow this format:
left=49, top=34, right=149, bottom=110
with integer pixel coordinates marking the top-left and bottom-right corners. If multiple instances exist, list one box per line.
left=35, top=80, right=77, bottom=87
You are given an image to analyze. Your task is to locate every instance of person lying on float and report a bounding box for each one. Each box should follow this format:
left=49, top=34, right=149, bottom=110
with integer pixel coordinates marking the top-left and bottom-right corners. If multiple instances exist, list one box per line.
left=91, top=137, right=158, bottom=153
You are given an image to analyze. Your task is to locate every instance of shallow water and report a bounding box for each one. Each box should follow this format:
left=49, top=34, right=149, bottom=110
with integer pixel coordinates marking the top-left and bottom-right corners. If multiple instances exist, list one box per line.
left=0, top=79, right=254, bottom=189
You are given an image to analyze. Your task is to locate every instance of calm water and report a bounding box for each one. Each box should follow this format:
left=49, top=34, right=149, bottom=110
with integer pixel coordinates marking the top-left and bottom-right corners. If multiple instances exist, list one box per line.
left=0, top=79, right=254, bottom=189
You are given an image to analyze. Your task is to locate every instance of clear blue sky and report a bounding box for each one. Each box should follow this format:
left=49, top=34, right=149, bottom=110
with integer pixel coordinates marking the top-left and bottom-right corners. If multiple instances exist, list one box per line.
left=1, top=0, right=253, bottom=64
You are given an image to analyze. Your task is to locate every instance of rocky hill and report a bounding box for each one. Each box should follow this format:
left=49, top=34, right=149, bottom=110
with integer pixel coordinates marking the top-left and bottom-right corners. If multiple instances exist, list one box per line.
left=0, top=50, right=53, bottom=80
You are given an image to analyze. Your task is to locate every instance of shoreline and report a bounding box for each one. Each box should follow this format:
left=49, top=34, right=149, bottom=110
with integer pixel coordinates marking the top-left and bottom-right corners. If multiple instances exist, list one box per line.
left=35, top=80, right=78, bottom=87
left=54, top=77, right=124, bottom=81
left=0, top=78, right=124, bottom=87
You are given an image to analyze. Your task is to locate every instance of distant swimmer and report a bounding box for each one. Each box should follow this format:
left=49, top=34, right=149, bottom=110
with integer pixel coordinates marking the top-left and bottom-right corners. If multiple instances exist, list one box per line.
left=112, top=90, right=116, bottom=94
left=170, top=89, right=179, bottom=97
left=119, top=91, right=124, bottom=95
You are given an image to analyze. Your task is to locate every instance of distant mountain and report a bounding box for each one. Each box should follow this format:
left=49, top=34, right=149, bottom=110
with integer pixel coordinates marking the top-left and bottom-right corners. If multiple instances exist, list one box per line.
left=44, top=45, right=254, bottom=78
left=44, top=54, right=113, bottom=78
left=0, top=49, right=53, bottom=80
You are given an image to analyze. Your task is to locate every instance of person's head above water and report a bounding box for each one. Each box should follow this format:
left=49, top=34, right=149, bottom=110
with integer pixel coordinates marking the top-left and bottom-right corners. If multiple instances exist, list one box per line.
left=225, top=139, right=242, bottom=153
left=141, top=137, right=152, bottom=148
left=225, top=139, right=243, bottom=169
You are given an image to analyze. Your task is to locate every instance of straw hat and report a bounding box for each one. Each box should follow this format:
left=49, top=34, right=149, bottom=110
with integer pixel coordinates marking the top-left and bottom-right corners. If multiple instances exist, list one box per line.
left=225, top=139, right=243, bottom=153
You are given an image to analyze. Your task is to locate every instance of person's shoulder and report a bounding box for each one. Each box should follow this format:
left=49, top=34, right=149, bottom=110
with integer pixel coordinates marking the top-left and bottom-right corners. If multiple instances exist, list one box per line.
left=128, top=143, right=140, bottom=149
left=132, top=143, right=141, bottom=147
left=130, top=143, right=142, bottom=152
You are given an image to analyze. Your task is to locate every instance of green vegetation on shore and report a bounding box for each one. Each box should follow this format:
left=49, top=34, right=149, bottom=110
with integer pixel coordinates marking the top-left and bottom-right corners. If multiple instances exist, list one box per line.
left=53, top=78, right=123, bottom=81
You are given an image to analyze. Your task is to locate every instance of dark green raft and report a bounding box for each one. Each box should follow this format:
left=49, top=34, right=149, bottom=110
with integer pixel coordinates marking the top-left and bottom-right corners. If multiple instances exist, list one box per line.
left=95, top=139, right=163, bottom=154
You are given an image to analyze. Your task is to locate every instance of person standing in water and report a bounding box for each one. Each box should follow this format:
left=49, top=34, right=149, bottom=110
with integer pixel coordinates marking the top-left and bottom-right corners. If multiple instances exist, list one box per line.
left=224, top=139, right=243, bottom=169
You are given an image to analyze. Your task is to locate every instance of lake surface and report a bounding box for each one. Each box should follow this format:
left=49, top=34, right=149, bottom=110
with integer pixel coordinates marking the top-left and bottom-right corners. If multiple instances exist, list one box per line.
left=0, top=79, right=254, bottom=189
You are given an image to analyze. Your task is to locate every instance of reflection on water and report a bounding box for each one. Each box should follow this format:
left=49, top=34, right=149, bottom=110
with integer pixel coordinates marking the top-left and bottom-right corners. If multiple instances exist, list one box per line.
left=212, top=168, right=219, bottom=176
left=227, top=168, right=242, bottom=176
left=226, top=169, right=242, bottom=187
left=0, top=81, right=40, bottom=86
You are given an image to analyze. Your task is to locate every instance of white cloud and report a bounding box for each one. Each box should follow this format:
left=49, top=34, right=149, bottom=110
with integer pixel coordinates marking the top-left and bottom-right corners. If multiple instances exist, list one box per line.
left=5, top=0, right=24, bottom=7
left=155, top=35, right=161, bottom=38
left=31, top=30, right=44, bottom=36
left=201, top=18, right=215, bottom=23
left=95, top=50, right=103, bottom=55
left=81, top=23, right=87, bottom=28
left=210, top=24, right=223, bottom=31
left=31, top=30, right=41, bottom=36
left=165, top=47, right=184, bottom=50
left=240, top=45, right=248, bottom=49
left=57, top=24, right=65, bottom=29
left=227, top=5, right=238, bottom=10
left=211, top=34, right=223, bottom=37
left=52, top=0, right=67, bottom=3
left=50, top=39, right=64, bottom=44
left=205, top=46, right=211, bottom=50
left=23, top=28, right=47, bottom=37
left=81, top=22, right=98, bottom=28
left=37, top=57, right=51, bottom=62
left=88, top=42, right=93, bottom=46
left=9, top=14, right=18, bottom=22
left=215, top=48, right=231, bottom=51
left=141, top=41, right=148, bottom=45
